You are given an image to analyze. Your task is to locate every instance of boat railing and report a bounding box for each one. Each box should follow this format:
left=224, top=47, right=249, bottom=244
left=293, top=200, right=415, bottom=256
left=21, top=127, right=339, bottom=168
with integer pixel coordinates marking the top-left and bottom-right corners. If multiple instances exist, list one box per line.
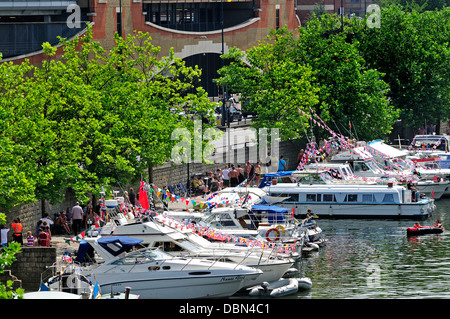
left=41, top=260, right=93, bottom=297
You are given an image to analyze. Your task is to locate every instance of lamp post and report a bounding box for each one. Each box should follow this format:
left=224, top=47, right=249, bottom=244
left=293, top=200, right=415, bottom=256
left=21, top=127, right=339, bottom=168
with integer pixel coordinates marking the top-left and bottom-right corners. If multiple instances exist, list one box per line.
left=220, top=0, right=226, bottom=127
left=225, top=99, right=232, bottom=166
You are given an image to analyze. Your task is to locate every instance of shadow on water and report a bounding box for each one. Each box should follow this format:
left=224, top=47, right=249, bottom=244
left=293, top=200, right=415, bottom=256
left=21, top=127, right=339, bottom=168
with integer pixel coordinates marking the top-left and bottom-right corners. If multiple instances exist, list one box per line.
left=296, top=198, right=450, bottom=299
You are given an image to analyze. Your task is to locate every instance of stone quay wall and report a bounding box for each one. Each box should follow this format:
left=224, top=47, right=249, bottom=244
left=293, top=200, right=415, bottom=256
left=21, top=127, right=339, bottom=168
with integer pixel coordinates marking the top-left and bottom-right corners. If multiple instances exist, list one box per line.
left=0, top=138, right=303, bottom=291
left=1, top=190, right=77, bottom=244
left=1, top=247, right=56, bottom=292
left=149, top=139, right=303, bottom=190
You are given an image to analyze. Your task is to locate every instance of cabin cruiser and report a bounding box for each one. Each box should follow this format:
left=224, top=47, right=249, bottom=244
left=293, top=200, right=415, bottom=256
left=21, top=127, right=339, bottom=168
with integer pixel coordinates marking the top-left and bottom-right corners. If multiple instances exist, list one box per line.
left=262, top=182, right=435, bottom=219
left=76, top=236, right=262, bottom=299
left=86, top=213, right=297, bottom=287
left=330, top=142, right=449, bottom=200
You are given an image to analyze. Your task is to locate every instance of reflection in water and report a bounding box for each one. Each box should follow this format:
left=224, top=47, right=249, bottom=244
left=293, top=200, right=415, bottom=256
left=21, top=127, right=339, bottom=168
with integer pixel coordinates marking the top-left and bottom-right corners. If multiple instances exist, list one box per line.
left=297, top=199, right=450, bottom=299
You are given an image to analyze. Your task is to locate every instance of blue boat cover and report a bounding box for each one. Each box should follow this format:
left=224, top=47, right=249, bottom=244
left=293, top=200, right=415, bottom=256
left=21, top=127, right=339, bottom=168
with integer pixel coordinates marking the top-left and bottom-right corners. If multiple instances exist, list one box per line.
left=250, top=205, right=287, bottom=223
left=75, top=236, right=143, bottom=263
left=258, top=171, right=294, bottom=188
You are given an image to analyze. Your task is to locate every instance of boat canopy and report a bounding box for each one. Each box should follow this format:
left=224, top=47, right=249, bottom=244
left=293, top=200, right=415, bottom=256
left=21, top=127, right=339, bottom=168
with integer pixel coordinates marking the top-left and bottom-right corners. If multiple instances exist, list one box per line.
left=367, top=140, right=409, bottom=158
left=249, top=205, right=288, bottom=223
left=76, top=236, right=143, bottom=263
left=258, top=171, right=295, bottom=188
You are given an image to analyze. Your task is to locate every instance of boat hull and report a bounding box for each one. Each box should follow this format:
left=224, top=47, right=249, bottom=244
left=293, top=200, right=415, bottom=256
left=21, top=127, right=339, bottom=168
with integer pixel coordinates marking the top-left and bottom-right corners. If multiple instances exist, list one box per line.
left=406, top=227, right=444, bottom=236
left=414, top=181, right=449, bottom=200
left=87, top=271, right=259, bottom=299
left=285, top=202, right=434, bottom=219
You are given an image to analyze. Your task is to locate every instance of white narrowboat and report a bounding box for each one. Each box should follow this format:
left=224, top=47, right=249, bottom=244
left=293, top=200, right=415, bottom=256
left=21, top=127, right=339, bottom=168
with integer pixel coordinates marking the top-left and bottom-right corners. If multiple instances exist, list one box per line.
left=263, top=183, right=435, bottom=219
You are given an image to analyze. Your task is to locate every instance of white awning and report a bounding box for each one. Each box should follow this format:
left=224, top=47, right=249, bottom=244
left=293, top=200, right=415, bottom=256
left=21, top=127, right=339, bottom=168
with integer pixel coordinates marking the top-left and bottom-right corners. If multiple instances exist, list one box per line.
left=367, top=140, right=409, bottom=158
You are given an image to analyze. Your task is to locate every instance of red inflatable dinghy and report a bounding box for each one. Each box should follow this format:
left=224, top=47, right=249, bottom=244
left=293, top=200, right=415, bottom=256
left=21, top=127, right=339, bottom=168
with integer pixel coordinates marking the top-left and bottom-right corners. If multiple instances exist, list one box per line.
left=407, top=223, right=444, bottom=236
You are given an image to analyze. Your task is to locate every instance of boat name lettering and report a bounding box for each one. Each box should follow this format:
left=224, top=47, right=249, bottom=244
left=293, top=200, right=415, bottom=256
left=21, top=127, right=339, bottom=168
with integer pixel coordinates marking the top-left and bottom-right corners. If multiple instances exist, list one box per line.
left=220, top=275, right=244, bottom=282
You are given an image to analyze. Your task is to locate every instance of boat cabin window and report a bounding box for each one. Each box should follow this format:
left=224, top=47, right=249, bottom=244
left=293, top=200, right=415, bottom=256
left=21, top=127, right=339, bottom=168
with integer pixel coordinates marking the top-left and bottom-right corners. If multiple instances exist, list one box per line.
left=155, top=241, right=186, bottom=252
left=269, top=193, right=299, bottom=201
left=306, top=194, right=321, bottom=202
left=296, top=173, right=327, bottom=184
left=322, top=194, right=336, bottom=202
left=362, top=194, right=374, bottom=202
left=382, top=194, right=395, bottom=202
left=112, top=252, right=153, bottom=265
left=204, top=213, right=236, bottom=227
left=353, top=162, right=370, bottom=172
left=345, top=194, right=358, bottom=202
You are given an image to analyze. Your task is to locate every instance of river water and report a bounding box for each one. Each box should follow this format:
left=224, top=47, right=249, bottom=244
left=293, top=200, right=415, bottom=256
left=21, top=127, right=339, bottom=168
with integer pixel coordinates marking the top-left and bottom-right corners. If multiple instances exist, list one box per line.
left=294, top=198, right=450, bottom=299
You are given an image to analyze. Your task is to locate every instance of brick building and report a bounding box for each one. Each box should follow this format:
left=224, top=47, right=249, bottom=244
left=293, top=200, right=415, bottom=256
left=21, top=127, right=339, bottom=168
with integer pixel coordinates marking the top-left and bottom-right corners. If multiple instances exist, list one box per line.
left=0, top=0, right=380, bottom=96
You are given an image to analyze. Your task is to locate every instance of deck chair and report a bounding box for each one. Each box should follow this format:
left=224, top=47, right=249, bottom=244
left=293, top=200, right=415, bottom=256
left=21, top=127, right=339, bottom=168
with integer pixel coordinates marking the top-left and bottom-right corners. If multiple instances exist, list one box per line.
left=168, top=185, right=176, bottom=195
left=179, top=182, right=188, bottom=197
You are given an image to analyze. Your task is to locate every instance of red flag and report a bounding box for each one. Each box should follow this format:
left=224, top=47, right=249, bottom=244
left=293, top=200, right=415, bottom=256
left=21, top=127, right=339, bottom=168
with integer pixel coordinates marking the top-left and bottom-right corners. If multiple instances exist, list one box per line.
left=139, top=179, right=150, bottom=210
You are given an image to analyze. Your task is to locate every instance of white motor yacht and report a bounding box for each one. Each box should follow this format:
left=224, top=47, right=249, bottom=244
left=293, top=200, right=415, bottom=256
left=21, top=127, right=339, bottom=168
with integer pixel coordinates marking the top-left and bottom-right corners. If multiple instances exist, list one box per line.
left=78, top=238, right=262, bottom=299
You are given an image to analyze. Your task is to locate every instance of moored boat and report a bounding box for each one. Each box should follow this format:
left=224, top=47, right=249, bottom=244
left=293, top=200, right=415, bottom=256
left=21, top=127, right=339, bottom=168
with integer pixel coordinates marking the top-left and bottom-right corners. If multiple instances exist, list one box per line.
left=263, top=183, right=435, bottom=219
left=406, top=223, right=445, bottom=236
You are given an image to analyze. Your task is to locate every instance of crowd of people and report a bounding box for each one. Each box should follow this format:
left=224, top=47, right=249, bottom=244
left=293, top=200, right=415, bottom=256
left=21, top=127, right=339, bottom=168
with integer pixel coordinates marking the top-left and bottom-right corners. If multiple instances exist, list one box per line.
left=190, top=160, right=264, bottom=195
left=0, top=200, right=101, bottom=249
left=1, top=153, right=295, bottom=248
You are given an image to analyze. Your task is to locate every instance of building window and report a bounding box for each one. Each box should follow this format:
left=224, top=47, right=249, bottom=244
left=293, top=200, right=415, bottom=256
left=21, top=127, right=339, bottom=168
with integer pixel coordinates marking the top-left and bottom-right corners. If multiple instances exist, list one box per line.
left=275, top=4, right=280, bottom=30
left=144, top=1, right=255, bottom=32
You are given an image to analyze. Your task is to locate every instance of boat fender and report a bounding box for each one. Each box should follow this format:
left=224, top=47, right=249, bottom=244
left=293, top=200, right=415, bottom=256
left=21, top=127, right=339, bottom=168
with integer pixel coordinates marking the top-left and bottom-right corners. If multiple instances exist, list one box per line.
left=276, top=225, right=285, bottom=236
left=297, top=277, right=313, bottom=290
left=266, top=228, right=281, bottom=242
left=433, top=175, right=440, bottom=182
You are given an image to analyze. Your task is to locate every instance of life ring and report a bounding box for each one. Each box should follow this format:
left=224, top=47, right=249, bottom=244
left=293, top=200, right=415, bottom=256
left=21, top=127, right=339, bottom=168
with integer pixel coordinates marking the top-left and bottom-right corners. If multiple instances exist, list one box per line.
left=266, top=228, right=281, bottom=241
left=276, top=225, right=286, bottom=236
left=433, top=175, right=440, bottom=182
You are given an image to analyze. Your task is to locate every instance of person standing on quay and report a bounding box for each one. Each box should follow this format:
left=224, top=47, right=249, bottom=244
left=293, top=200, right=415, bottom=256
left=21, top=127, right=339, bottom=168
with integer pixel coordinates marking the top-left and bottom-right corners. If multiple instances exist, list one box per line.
left=10, top=218, right=23, bottom=246
left=222, top=165, right=230, bottom=188
left=129, top=187, right=136, bottom=206
left=1, top=224, right=9, bottom=248
left=26, top=231, right=35, bottom=247
left=71, top=202, right=84, bottom=236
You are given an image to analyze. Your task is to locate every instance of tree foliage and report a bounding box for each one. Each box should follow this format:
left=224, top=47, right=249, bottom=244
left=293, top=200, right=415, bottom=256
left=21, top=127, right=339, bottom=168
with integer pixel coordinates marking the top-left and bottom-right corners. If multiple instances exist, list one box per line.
left=354, top=5, right=450, bottom=131
left=0, top=213, right=23, bottom=299
left=217, top=17, right=396, bottom=142
left=0, top=25, right=215, bottom=207
left=218, top=6, right=448, bottom=141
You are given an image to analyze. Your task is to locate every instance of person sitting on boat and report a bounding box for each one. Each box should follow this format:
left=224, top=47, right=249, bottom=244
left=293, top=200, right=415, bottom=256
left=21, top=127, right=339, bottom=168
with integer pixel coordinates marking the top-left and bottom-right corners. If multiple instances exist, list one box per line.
left=407, top=181, right=418, bottom=202
left=433, top=220, right=442, bottom=228
left=413, top=222, right=422, bottom=229
left=306, top=209, right=318, bottom=219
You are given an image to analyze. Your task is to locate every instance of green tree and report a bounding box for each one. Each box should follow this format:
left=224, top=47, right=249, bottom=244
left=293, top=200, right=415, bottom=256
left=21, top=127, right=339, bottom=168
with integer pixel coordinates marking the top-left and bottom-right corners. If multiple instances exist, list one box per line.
left=297, top=14, right=397, bottom=141
left=354, top=6, right=450, bottom=131
left=0, top=213, right=23, bottom=299
left=0, top=25, right=216, bottom=207
left=0, top=59, right=37, bottom=209
left=217, top=18, right=396, bottom=142
left=217, top=28, right=319, bottom=141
